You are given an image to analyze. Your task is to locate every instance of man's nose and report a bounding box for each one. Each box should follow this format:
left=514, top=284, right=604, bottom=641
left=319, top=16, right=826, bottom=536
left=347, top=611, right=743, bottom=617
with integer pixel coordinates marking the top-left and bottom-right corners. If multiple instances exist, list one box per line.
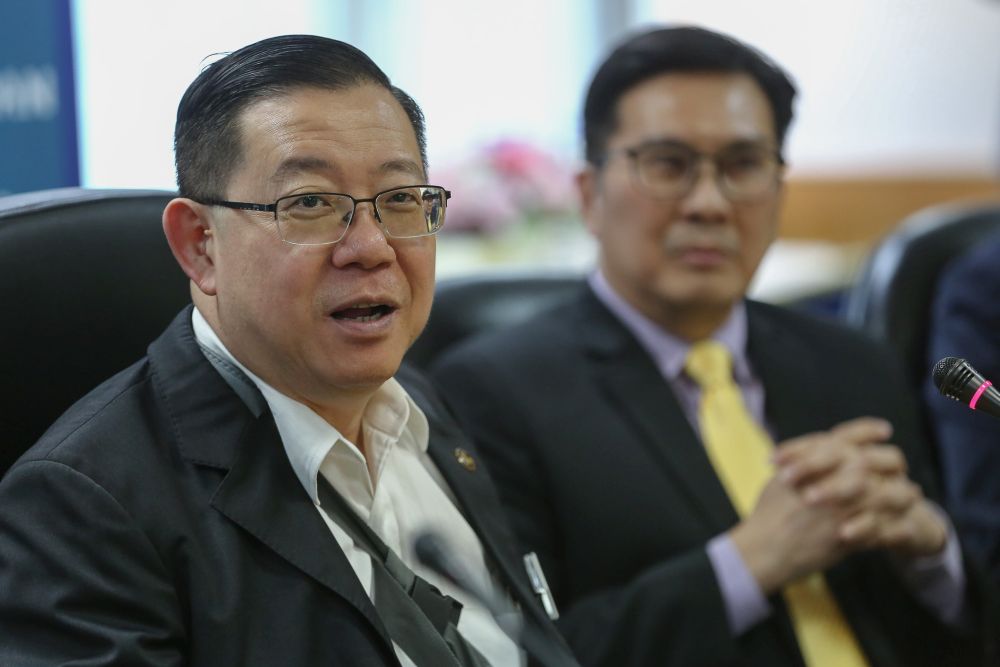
left=680, top=160, right=730, bottom=222
left=332, top=202, right=395, bottom=268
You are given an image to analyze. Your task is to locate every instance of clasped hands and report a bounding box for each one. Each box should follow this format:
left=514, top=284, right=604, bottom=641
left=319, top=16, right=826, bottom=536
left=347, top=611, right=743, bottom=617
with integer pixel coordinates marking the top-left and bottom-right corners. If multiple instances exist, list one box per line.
left=731, top=417, right=948, bottom=595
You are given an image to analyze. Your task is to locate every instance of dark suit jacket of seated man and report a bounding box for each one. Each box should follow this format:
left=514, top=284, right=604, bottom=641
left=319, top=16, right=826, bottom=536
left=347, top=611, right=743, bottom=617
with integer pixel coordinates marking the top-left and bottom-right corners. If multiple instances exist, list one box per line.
left=431, top=26, right=992, bottom=667
left=926, top=230, right=1000, bottom=588
left=0, top=35, right=574, bottom=667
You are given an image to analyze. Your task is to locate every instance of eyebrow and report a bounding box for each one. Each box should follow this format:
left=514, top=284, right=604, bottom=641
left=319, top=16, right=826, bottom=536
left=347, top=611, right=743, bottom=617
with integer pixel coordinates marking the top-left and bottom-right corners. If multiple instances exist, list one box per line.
left=377, top=158, right=426, bottom=180
left=636, top=136, right=774, bottom=151
left=272, top=156, right=334, bottom=182
left=272, top=156, right=426, bottom=184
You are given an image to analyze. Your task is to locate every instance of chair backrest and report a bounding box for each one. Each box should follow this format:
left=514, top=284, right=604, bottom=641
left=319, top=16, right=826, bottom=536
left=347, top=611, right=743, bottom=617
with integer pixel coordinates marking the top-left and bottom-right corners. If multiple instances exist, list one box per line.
left=843, top=201, right=1000, bottom=388
left=406, top=271, right=584, bottom=369
left=0, top=187, right=189, bottom=474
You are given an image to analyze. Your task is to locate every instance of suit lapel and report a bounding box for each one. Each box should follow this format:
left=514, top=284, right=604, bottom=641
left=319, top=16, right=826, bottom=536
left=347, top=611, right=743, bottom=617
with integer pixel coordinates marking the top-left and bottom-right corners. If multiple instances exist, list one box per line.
left=211, top=414, right=391, bottom=644
left=426, top=418, right=529, bottom=594
left=746, top=302, right=830, bottom=442
left=148, top=309, right=392, bottom=648
left=578, top=292, right=740, bottom=530
left=427, top=421, right=578, bottom=658
left=398, top=366, right=574, bottom=656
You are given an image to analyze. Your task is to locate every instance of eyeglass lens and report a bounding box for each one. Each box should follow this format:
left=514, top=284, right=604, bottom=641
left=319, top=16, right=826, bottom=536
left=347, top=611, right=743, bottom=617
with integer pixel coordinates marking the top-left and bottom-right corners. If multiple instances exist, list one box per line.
left=275, top=186, right=446, bottom=245
left=632, top=143, right=778, bottom=199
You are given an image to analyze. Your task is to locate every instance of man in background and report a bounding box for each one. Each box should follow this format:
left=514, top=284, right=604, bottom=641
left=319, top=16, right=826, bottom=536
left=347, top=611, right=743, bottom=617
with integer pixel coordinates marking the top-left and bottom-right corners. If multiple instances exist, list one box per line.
left=0, top=34, right=573, bottom=666
left=432, top=26, right=988, bottom=666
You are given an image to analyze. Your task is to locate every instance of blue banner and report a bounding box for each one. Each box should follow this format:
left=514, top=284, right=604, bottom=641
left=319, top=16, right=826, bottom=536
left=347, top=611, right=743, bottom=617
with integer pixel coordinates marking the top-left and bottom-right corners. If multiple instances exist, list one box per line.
left=0, top=0, right=78, bottom=195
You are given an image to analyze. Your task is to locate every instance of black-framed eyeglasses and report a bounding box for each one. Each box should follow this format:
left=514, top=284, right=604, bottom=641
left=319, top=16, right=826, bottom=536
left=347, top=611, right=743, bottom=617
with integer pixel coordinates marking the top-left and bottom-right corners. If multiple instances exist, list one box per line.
left=598, top=140, right=784, bottom=201
left=196, top=185, right=451, bottom=246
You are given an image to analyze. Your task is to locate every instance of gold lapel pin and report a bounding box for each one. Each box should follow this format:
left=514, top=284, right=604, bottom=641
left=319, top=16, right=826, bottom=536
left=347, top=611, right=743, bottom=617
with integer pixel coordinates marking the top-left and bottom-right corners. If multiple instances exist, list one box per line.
left=453, top=447, right=477, bottom=472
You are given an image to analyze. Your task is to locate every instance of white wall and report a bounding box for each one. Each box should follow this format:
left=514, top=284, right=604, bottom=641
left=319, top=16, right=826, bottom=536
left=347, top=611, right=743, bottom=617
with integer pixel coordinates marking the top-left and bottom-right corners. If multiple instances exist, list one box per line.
left=72, top=0, right=341, bottom=188
left=635, top=0, right=1000, bottom=175
left=72, top=0, right=597, bottom=189
left=73, top=0, right=1000, bottom=189
left=357, top=0, right=597, bottom=168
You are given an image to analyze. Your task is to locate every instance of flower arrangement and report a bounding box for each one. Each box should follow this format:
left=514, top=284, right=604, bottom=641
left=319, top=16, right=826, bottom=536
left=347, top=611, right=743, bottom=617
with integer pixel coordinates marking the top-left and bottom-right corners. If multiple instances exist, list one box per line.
left=433, top=139, right=578, bottom=235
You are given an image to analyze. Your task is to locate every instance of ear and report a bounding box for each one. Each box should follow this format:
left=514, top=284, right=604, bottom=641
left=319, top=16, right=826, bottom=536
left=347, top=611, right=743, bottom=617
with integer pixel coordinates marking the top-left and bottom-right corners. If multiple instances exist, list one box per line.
left=575, top=165, right=602, bottom=237
left=162, top=198, right=218, bottom=296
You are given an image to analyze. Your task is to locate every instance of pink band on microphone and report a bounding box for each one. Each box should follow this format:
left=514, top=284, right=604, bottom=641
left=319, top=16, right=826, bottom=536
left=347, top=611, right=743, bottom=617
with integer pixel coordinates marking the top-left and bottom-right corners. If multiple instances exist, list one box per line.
left=969, top=380, right=993, bottom=410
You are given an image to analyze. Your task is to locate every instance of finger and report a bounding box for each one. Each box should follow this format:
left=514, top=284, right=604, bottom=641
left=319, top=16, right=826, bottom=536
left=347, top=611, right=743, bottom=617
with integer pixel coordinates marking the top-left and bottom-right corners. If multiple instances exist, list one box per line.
left=772, top=431, right=831, bottom=467
left=860, top=444, right=908, bottom=477
left=773, top=417, right=892, bottom=470
left=799, top=457, right=874, bottom=507
left=875, top=522, right=919, bottom=552
left=837, top=511, right=882, bottom=550
left=802, top=448, right=910, bottom=505
left=843, top=513, right=924, bottom=553
left=777, top=434, right=862, bottom=488
left=828, top=416, right=893, bottom=445
left=889, top=503, right=948, bottom=556
left=839, top=485, right=938, bottom=554
left=865, top=477, right=922, bottom=516
left=810, top=465, right=919, bottom=517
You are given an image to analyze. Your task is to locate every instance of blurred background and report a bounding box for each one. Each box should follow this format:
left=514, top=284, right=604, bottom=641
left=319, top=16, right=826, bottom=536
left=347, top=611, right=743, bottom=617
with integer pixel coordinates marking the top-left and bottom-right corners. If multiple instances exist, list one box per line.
left=3, top=0, right=999, bottom=301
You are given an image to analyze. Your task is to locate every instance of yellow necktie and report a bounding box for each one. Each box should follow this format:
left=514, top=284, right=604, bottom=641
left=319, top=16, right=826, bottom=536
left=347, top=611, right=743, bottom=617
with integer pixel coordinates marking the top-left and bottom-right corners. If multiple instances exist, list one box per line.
left=685, top=340, right=868, bottom=667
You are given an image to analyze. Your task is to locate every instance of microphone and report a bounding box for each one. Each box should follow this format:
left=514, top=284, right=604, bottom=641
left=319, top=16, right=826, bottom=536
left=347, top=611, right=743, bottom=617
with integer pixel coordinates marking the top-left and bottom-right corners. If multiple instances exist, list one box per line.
left=414, top=531, right=579, bottom=667
left=932, top=356, right=1000, bottom=418
left=414, top=531, right=519, bottom=635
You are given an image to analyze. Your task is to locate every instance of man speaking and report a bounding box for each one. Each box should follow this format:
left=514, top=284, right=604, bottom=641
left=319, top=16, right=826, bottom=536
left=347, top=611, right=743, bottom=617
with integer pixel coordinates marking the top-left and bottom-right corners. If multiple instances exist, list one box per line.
left=0, top=35, right=571, bottom=667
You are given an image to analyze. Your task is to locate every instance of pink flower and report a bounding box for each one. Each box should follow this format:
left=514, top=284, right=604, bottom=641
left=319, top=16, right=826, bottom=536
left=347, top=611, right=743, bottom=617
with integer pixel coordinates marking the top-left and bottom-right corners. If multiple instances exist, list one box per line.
left=433, top=140, right=576, bottom=235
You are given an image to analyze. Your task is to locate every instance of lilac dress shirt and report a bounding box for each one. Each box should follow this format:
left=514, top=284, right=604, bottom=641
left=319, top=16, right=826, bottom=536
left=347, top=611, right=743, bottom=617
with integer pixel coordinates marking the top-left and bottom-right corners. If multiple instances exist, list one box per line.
left=587, top=270, right=966, bottom=635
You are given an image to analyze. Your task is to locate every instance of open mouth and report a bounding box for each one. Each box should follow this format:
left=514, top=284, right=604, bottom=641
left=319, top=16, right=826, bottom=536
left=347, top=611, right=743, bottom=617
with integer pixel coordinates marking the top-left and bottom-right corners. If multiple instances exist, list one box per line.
left=677, top=246, right=726, bottom=260
left=331, top=303, right=396, bottom=322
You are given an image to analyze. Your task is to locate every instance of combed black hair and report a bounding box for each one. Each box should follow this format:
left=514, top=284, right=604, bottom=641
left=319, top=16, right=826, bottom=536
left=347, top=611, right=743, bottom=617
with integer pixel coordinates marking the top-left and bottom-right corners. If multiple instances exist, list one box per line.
left=174, top=34, right=426, bottom=200
left=583, top=26, right=797, bottom=165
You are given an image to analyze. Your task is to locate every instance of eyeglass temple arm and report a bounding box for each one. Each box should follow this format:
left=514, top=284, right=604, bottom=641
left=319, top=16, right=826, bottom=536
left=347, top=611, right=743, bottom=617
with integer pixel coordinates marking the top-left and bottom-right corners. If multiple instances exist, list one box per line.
left=200, top=199, right=277, bottom=214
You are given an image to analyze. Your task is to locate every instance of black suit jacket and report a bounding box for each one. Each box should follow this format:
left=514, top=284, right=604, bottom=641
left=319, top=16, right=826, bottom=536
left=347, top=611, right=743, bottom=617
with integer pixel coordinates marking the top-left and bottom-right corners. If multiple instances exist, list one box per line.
left=0, top=307, right=572, bottom=666
left=431, top=289, right=986, bottom=667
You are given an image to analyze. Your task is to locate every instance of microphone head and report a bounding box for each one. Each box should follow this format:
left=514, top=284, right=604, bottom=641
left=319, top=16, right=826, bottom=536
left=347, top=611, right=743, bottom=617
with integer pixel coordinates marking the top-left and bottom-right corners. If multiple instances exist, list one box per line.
left=932, top=356, right=1000, bottom=418
left=413, top=531, right=513, bottom=621
left=414, top=531, right=477, bottom=593
left=413, top=532, right=449, bottom=573
left=933, top=356, right=992, bottom=403
left=932, top=356, right=965, bottom=393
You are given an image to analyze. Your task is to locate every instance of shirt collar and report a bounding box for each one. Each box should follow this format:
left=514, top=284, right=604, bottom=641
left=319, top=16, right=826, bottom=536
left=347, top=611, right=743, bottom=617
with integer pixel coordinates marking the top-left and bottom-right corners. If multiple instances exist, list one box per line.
left=191, top=307, right=429, bottom=504
left=587, top=269, right=751, bottom=383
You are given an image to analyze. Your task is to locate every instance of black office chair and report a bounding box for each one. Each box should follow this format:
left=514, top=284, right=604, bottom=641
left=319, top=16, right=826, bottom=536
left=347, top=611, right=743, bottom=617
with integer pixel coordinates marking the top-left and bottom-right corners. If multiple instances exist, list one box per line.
left=0, top=187, right=189, bottom=475
left=406, top=271, right=584, bottom=369
left=843, top=201, right=1000, bottom=390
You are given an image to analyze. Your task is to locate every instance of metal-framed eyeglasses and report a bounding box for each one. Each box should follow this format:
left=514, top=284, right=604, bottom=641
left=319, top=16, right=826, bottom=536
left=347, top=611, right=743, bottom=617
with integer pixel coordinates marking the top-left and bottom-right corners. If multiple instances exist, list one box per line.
left=598, top=140, right=784, bottom=201
left=197, top=184, right=451, bottom=246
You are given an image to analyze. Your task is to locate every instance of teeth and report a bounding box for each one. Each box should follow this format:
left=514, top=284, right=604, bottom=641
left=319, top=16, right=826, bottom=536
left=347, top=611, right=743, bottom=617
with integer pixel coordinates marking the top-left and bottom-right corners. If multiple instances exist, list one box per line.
left=334, top=303, right=390, bottom=322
